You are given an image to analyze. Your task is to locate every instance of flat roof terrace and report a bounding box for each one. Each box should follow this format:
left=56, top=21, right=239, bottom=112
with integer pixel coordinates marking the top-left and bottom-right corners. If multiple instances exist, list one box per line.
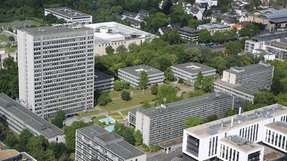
left=45, top=7, right=92, bottom=18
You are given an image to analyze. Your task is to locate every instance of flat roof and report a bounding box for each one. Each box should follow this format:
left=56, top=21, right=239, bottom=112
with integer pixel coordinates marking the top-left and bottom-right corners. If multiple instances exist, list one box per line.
left=78, top=125, right=144, bottom=160
left=85, top=22, right=156, bottom=43
left=221, top=136, right=263, bottom=153
left=0, top=94, right=64, bottom=139
left=95, top=70, right=114, bottom=81
left=265, top=122, right=287, bottom=134
left=215, top=79, right=256, bottom=96
left=45, top=7, right=91, bottom=18
left=0, top=149, right=19, bottom=160
left=185, top=104, right=287, bottom=138
left=139, top=93, right=231, bottom=117
left=19, top=26, right=93, bottom=37
left=251, top=31, right=287, bottom=42
left=172, top=62, right=216, bottom=75
left=229, top=62, right=272, bottom=75
left=198, top=23, right=230, bottom=30
left=119, top=64, right=163, bottom=77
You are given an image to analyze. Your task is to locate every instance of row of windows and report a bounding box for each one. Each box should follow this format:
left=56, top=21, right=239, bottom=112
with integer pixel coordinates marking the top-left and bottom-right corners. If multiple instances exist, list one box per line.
left=208, top=136, right=218, bottom=156
left=239, top=124, right=259, bottom=142
left=265, top=129, right=287, bottom=150
left=220, top=144, right=240, bottom=161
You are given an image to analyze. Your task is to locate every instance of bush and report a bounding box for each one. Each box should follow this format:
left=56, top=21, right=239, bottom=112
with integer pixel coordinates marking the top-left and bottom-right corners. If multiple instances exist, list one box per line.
left=114, top=80, right=123, bottom=91
left=97, top=93, right=112, bottom=106
left=150, top=84, right=158, bottom=95
left=121, top=90, right=131, bottom=101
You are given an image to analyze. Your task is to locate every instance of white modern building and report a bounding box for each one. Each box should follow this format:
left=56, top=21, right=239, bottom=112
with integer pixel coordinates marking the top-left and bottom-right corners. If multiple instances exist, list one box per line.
left=85, top=22, right=157, bottom=56
left=17, top=26, right=94, bottom=118
left=195, top=0, right=218, bottom=9
left=182, top=104, right=287, bottom=161
left=171, top=62, right=216, bottom=84
left=0, top=94, right=65, bottom=143
left=118, top=65, right=164, bottom=87
left=44, top=7, right=92, bottom=24
left=75, top=125, right=146, bottom=161
left=214, top=62, right=274, bottom=103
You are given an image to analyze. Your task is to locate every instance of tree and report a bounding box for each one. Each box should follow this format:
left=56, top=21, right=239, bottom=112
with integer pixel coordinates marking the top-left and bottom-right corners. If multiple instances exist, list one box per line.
left=164, top=68, right=175, bottom=81
left=188, top=19, right=199, bottom=29
left=114, top=122, right=135, bottom=145
left=116, top=45, right=127, bottom=54
left=114, top=80, right=123, bottom=91
left=194, top=72, right=204, bottom=90
left=254, top=91, right=276, bottom=105
left=51, top=111, right=66, bottom=128
left=143, top=12, right=168, bottom=33
left=134, top=130, right=143, bottom=146
left=139, top=71, right=148, bottom=90
left=161, top=30, right=183, bottom=45
left=157, top=84, right=179, bottom=103
left=97, top=93, right=112, bottom=106
left=64, top=121, right=90, bottom=151
left=151, top=84, right=158, bottom=95
left=184, top=116, right=204, bottom=128
left=276, top=93, right=287, bottom=106
left=121, top=90, right=131, bottom=101
left=0, top=57, right=18, bottom=99
left=17, top=129, right=33, bottom=151
left=206, top=114, right=218, bottom=122
left=105, top=46, right=114, bottom=55
left=184, top=48, right=203, bottom=63
left=198, top=30, right=211, bottom=43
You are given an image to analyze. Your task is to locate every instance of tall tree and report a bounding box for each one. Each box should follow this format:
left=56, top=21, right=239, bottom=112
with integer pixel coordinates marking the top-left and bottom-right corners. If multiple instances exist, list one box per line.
left=139, top=71, right=148, bottom=90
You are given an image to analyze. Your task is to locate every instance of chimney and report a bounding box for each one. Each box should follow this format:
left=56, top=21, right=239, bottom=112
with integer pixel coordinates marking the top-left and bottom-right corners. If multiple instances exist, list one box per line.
left=231, top=117, right=234, bottom=127
left=238, top=107, right=242, bottom=115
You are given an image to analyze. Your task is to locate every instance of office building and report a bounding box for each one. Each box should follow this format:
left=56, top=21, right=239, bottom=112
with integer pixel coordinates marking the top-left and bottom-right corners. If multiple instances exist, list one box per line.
left=44, top=7, right=92, bottom=24
left=197, top=23, right=230, bottom=35
left=84, top=22, right=156, bottom=56
left=245, top=32, right=287, bottom=60
left=183, top=104, right=287, bottom=161
left=118, top=65, right=164, bottom=87
left=0, top=94, right=65, bottom=143
left=17, top=26, right=94, bottom=118
left=131, top=93, right=233, bottom=145
left=177, top=27, right=199, bottom=43
left=171, top=62, right=216, bottom=83
left=214, top=62, right=274, bottom=103
left=75, top=125, right=146, bottom=161
left=94, top=70, right=114, bottom=92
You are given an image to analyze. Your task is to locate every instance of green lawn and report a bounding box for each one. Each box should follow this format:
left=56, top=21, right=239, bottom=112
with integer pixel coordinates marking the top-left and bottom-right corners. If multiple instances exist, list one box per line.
left=0, top=34, right=9, bottom=42
left=97, top=89, right=156, bottom=112
left=109, top=112, right=124, bottom=121
left=0, top=18, right=44, bottom=28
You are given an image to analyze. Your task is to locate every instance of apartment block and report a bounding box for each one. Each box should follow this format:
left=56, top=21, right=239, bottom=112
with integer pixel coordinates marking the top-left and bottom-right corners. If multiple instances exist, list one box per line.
left=0, top=94, right=65, bottom=143
left=171, top=62, right=216, bottom=83
left=118, top=65, right=164, bottom=87
left=44, top=7, right=92, bottom=24
left=17, top=26, right=94, bottom=118
left=75, top=125, right=146, bottom=161
left=131, top=93, right=233, bottom=145
left=95, top=70, right=114, bottom=92
left=183, top=104, right=287, bottom=161
left=85, top=22, right=156, bottom=56
left=214, top=62, right=274, bottom=103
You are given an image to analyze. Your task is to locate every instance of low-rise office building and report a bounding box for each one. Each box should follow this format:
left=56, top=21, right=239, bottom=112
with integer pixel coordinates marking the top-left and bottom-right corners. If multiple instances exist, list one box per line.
left=177, top=27, right=199, bottom=43
left=130, top=93, right=233, bottom=145
left=182, top=104, right=287, bottom=161
left=197, top=23, right=230, bottom=35
left=44, top=7, right=92, bottom=24
left=85, top=22, right=156, bottom=56
left=75, top=125, right=146, bottom=161
left=171, top=62, right=216, bottom=83
left=95, top=70, right=114, bottom=92
left=0, top=94, right=65, bottom=143
left=118, top=65, right=164, bottom=87
left=214, top=62, right=274, bottom=103
left=0, top=149, right=37, bottom=161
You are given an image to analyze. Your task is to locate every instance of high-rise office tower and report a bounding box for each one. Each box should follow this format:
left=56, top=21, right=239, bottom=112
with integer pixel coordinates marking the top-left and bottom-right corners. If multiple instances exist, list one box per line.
left=17, top=26, right=94, bottom=118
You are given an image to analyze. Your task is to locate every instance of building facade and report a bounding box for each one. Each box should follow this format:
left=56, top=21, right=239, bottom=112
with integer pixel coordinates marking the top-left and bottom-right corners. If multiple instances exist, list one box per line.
left=17, top=26, right=94, bottom=118
left=0, top=94, right=65, bottom=143
left=214, top=62, right=274, bottom=103
left=183, top=104, right=287, bottom=161
left=75, top=125, right=146, bottom=161
left=131, top=93, right=233, bottom=145
left=171, top=62, right=216, bottom=83
left=118, top=65, right=164, bottom=87
left=44, top=7, right=92, bottom=24
left=95, top=70, right=114, bottom=92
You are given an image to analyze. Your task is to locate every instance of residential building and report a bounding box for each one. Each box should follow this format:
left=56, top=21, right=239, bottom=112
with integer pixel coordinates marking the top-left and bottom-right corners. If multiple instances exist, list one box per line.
left=85, top=22, right=156, bottom=56
left=121, top=10, right=149, bottom=29
left=214, top=62, right=274, bottom=103
left=0, top=149, right=37, bottom=161
left=182, top=104, right=287, bottom=161
left=118, top=65, right=164, bottom=87
left=177, top=27, right=199, bottom=43
left=95, top=70, right=114, bottom=92
left=44, top=7, right=92, bottom=24
left=197, top=23, right=231, bottom=35
left=0, top=94, right=65, bottom=143
left=171, top=62, right=216, bottom=83
left=195, top=0, right=217, bottom=9
left=17, top=26, right=94, bottom=118
left=183, top=3, right=205, bottom=20
left=75, top=125, right=146, bottom=161
left=130, top=93, right=233, bottom=145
